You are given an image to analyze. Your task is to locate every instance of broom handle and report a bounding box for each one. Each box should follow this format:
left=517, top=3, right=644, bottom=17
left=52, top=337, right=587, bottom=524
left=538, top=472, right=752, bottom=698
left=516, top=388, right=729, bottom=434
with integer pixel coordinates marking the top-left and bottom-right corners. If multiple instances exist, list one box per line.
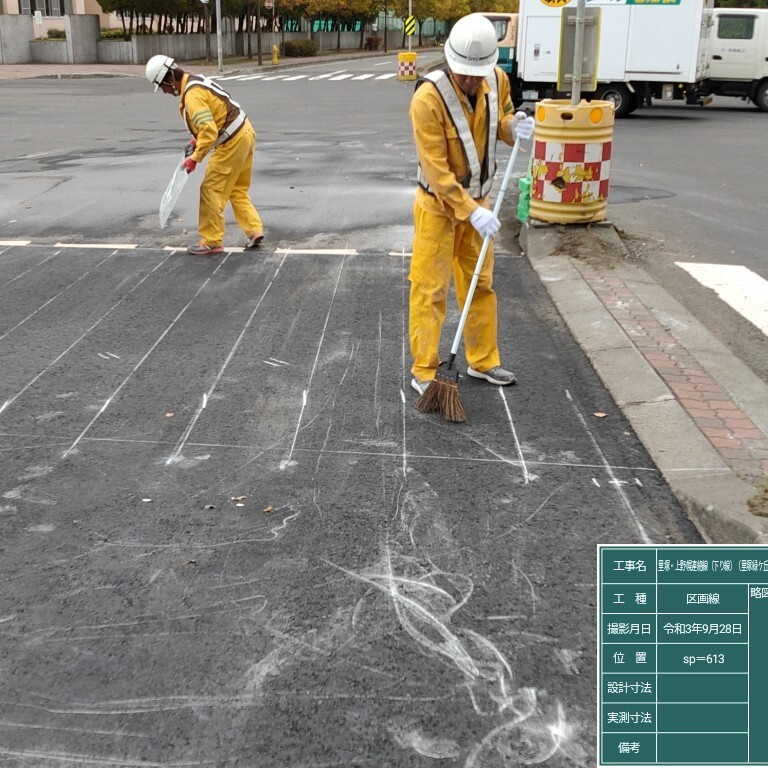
left=446, top=137, right=522, bottom=365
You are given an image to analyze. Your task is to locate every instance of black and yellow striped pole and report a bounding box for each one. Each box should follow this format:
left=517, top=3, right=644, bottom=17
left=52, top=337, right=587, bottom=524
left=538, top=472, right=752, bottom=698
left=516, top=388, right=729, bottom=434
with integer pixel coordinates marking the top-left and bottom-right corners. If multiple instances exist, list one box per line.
left=398, top=13, right=418, bottom=80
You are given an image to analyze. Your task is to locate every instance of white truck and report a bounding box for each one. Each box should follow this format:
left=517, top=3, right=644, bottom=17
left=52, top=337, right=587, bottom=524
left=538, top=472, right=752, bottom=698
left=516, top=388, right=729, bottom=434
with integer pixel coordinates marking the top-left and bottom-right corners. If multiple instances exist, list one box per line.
left=511, top=0, right=714, bottom=117
left=699, top=7, right=768, bottom=111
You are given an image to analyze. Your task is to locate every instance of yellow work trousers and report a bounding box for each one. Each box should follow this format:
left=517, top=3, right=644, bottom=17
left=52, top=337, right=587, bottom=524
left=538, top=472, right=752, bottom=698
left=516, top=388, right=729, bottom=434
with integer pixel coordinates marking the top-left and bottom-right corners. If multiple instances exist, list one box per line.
left=199, top=122, right=263, bottom=248
left=409, top=200, right=500, bottom=382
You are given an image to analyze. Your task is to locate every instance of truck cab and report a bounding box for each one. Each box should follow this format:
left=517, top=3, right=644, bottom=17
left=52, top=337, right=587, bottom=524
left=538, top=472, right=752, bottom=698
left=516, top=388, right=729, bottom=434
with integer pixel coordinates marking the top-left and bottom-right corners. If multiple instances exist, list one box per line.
left=482, top=13, right=518, bottom=78
left=703, top=8, right=768, bottom=111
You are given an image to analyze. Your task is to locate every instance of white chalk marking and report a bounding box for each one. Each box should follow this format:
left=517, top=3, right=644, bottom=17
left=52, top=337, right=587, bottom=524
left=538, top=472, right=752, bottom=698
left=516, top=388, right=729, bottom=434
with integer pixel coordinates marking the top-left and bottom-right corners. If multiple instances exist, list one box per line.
left=635, top=477, right=643, bottom=487
left=53, top=242, right=136, bottom=249
left=592, top=478, right=600, bottom=487
left=97, top=353, right=110, bottom=360
left=0, top=254, right=172, bottom=419
left=63, top=255, right=232, bottom=459
left=274, top=248, right=357, bottom=255
left=165, top=253, right=288, bottom=465
left=2, top=249, right=61, bottom=289
left=498, top=388, right=533, bottom=484
left=263, top=360, right=280, bottom=367
left=0, top=251, right=117, bottom=344
left=567, top=389, right=652, bottom=544
left=269, top=357, right=289, bottom=365
left=280, top=256, right=346, bottom=470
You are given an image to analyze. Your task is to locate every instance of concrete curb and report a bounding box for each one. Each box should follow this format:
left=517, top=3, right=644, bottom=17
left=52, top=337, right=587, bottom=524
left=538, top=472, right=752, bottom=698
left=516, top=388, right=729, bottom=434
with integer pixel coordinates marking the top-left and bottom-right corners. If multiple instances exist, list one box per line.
left=520, top=220, right=768, bottom=544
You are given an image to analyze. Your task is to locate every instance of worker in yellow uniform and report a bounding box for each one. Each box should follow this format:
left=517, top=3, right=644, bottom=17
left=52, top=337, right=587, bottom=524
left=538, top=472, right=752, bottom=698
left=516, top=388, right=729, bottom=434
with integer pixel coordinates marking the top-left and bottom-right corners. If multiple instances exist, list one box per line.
left=408, top=14, right=534, bottom=396
left=146, top=55, right=264, bottom=256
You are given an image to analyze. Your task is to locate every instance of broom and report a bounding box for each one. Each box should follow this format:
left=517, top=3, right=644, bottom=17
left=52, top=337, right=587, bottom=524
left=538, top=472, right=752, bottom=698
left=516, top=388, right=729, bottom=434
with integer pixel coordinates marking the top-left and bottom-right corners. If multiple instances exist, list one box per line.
left=416, top=137, right=522, bottom=422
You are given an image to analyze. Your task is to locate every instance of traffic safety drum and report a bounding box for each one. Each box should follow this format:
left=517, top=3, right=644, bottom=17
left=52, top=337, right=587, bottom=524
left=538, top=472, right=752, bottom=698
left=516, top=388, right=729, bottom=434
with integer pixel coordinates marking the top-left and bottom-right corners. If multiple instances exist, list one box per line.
left=530, top=99, right=615, bottom=224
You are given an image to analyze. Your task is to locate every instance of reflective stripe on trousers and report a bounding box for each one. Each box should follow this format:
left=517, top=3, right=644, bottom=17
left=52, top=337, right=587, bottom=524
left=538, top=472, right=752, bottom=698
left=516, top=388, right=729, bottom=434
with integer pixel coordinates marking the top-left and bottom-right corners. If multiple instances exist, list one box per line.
left=409, top=201, right=500, bottom=381
left=198, top=123, right=263, bottom=247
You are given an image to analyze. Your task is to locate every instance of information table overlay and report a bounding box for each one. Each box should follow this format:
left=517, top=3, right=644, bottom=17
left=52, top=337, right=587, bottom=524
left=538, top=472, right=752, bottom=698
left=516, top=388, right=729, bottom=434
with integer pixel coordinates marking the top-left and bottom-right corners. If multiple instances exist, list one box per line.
left=599, top=546, right=768, bottom=767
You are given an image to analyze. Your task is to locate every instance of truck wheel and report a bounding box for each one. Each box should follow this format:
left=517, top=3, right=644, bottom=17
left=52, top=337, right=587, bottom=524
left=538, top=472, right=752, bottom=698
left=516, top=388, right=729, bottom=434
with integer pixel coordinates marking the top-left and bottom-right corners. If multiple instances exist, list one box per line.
left=594, top=84, right=632, bottom=118
left=754, top=81, right=768, bottom=112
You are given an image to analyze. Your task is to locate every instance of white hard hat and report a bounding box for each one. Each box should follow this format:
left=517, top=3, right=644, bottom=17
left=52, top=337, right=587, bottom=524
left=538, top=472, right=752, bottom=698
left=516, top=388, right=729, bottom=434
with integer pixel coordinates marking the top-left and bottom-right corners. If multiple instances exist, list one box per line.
left=145, top=54, right=176, bottom=92
left=445, top=14, right=499, bottom=77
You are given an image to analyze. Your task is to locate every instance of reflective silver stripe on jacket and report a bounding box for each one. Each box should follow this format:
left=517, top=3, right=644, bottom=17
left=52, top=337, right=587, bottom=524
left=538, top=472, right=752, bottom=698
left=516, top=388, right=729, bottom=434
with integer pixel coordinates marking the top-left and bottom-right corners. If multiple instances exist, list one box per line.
left=416, top=69, right=499, bottom=200
left=182, top=76, right=247, bottom=147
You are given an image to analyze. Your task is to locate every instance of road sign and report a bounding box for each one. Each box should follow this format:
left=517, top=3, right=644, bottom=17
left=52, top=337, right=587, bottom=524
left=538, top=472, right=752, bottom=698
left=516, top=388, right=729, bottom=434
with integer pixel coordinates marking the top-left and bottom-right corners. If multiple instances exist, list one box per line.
left=404, top=16, right=416, bottom=36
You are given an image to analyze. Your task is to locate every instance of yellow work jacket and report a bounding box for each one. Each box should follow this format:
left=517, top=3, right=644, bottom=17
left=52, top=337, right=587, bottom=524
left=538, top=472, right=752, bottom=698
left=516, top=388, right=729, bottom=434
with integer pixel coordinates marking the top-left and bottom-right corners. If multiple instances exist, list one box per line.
left=410, top=67, right=516, bottom=222
left=178, top=73, right=247, bottom=164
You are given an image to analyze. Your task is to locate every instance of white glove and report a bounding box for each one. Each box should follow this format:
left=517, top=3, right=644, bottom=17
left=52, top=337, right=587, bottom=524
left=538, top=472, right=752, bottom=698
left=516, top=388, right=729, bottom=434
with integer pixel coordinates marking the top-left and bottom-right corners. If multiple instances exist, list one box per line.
left=512, top=111, right=535, bottom=141
left=469, top=207, right=501, bottom=239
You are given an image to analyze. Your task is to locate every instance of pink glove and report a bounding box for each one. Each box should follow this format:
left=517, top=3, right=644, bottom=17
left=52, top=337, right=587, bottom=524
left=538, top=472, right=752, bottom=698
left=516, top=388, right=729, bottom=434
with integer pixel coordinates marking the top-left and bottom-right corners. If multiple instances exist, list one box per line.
left=181, top=157, right=197, bottom=174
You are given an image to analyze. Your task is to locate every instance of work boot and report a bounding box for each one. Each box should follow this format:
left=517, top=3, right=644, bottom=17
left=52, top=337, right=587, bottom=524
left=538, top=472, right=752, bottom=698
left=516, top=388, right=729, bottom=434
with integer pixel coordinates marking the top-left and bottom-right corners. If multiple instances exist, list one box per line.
left=188, top=242, right=224, bottom=256
left=411, top=377, right=431, bottom=396
left=244, top=232, right=264, bottom=250
left=467, top=365, right=517, bottom=386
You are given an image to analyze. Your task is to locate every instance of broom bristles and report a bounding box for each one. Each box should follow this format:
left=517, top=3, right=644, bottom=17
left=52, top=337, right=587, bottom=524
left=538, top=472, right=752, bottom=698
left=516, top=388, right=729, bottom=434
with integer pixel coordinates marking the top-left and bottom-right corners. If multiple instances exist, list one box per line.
left=415, top=375, right=467, bottom=423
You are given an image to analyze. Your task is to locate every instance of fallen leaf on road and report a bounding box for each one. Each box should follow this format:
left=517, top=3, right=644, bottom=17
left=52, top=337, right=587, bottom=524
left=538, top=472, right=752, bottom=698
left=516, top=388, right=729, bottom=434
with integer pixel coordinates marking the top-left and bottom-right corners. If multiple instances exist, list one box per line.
left=263, top=506, right=273, bottom=514
left=593, top=412, right=607, bottom=419
left=204, top=504, right=216, bottom=510
left=165, top=412, right=175, bottom=418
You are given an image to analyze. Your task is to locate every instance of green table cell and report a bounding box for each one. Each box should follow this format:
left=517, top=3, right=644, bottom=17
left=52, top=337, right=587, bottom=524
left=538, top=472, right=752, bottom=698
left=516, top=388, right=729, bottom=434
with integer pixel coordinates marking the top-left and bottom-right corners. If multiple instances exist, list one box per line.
left=658, top=643, right=748, bottom=673
left=658, top=732, right=748, bottom=764
left=604, top=644, right=656, bottom=672
left=657, top=549, right=768, bottom=585
left=602, top=704, right=656, bottom=732
left=658, top=583, right=748, bottom=613
left=658, top=614, right=747, bottom=643
left=658, top=673, right=747, bottom=703
left=603, top=675, right=656, bottom=701
left=601, top=733, right=656, bottom=764
left=601, top=549, right=656, bottom=584
left=603, top=584, right=656, bottom=613
left=603, top=616, right=655, bottom=644
left=658, top=702, right=748, bottom=733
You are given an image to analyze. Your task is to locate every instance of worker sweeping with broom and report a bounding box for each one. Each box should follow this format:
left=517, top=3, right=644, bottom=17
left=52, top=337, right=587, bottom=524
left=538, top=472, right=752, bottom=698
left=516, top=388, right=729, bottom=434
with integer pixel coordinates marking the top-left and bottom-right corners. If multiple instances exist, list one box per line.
left=409, top=13, right=534, bottom=420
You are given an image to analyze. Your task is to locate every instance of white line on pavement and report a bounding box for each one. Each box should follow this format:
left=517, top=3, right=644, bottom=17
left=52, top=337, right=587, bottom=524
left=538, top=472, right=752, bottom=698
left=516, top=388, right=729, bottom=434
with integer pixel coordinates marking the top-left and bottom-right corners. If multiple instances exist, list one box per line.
left=677, top=262, right=768, bottom=335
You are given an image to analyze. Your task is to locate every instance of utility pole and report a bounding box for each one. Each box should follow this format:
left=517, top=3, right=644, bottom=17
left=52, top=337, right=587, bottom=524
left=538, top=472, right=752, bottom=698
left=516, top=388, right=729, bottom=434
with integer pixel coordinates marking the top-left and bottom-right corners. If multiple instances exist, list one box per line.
left=215, top=0, right=223, bottom=73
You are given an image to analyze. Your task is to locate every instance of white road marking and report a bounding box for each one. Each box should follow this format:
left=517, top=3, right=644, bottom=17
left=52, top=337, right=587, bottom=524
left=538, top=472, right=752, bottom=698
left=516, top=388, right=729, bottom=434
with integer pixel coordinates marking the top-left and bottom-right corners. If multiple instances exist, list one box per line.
left=351, top=74, right=375, bottom=80
left=329, top=73, right=354, bottom=81
left=282, top=74, right=307, bottom=81
left=261, top=75, right=287, bottom=81
left=0, top=240, right=31, bottom=246
left=309, top=70, right=346, bottom=80
left=677, top=262, right=768, bottom=335
left=375, top=73, right=398, bottom=80
left=275, top=248, right=357, bottom=256
left=54, top=243, right=136, bottom=249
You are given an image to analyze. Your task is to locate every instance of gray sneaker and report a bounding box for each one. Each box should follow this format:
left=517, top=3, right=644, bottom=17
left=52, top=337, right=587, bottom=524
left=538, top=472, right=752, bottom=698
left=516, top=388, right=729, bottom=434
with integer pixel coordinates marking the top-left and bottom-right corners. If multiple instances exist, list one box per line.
left=467, top=365, right=517, bottom=386
left=411, top=377, right=431, bottom=395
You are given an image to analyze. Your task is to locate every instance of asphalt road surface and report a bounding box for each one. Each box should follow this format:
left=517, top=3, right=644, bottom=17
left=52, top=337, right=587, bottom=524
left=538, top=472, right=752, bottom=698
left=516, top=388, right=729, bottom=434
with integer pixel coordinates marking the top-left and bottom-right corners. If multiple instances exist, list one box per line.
left=0, top=59, right=706, bottom=765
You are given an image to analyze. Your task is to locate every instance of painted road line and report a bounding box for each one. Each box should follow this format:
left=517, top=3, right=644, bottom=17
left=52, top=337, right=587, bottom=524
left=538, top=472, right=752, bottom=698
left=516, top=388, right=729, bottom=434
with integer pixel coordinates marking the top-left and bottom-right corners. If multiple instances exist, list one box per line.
left=275, top=248, right=357, bottom=256
left=329, top=73, right=355, bottom=81
left=309, top=70, right=346, bottom=80
left=54, top=242, right=137, bottom=249
left=677, top=262, right=768, bottom=335
left=351, top=74, right=375, bottom=80
left=375, top=73, right=398, bottom=80
left=261, top=75, right=288, bottom=81
left=282, top=75, right=307, bottom=81
left=238, top=74, right=266, bottom=80
left=0, top=240, right=31, bottom=246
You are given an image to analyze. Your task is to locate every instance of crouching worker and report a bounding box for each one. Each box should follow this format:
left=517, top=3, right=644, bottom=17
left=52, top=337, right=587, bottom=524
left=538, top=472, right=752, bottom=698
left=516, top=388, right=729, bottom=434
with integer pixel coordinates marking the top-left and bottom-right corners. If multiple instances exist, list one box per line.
left=408, top=14, right=534, bottom=396
left=146, top=55, right=265, bottom=255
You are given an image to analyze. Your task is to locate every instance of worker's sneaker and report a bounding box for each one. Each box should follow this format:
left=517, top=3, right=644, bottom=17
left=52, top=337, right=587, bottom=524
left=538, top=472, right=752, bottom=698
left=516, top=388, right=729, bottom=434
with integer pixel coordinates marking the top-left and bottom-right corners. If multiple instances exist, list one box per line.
left=244, top=232, right=264, bottom=250
left=467, top=365, right=517, bottom=386
left=411, top=378, right=431, bottom=396
left=188, top=242, right=224, bottom=256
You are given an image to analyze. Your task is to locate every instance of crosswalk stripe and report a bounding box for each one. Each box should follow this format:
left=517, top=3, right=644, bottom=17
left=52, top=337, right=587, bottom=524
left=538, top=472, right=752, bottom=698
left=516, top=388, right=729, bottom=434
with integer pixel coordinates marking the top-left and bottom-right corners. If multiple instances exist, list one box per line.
left=239, top=74, right=265, bottom=81
left=677, top=262, right=768, bottom=335
left=309, top=70, right=346, bottom=80
left=375, top=73, right=397, bottom=80
left=351, top=74, right=375, bottom=80
left=329, top=73, right=354, bottom=81
left=282, top=74, right=307, bottom=81
left=261, top=75, right=287, bottom=81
